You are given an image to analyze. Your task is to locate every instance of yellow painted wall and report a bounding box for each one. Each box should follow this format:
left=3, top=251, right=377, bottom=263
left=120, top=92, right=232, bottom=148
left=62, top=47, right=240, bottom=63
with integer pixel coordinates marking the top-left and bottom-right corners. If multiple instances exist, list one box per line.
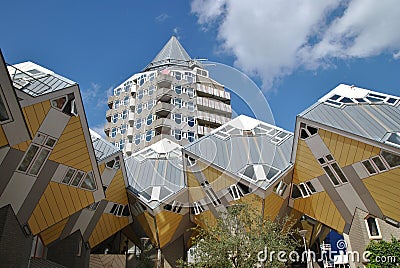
left=292, top=140, right=324, bottom=184
left=194, top=210, right=216, bottom=230
left=319, top=129, right=380, bottom=167
left=40, top=218, right=68, bottom=246
left=89, top=213, right=129, bottom=248
left=363, top=167, right=400, bottom=222
left=28, top=182, right=94, bottom=235
left=22, top=100, right=51, bottom=137
left=292, top=191, right=346, bottom=233
left=49, top=115, right=92, bottom=172
left=264, top=193, right=285, bottom=220
left=155, top=210, right=183, bottom=248
left=106, top=169, right=128, bottom=205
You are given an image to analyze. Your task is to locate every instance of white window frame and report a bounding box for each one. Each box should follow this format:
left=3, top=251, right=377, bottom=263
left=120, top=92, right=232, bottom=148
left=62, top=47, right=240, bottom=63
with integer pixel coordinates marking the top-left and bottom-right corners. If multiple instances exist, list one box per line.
left=274, top=181, right=288, bottom=197
left=365, top=216, right=382, bottom=240
left=193, top=202, right=204, bottom=215
left=318, top=154, right=348, bottom=186
left=17, top=132, right=56, bottom=177
left=229, top=184, right=242, bottom=200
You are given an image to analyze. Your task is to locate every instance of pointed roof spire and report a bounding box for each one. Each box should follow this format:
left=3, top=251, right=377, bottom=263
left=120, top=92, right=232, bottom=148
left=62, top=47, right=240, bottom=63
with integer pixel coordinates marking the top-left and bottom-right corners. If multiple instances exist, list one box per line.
left=143, top=36, right=193, bottom=71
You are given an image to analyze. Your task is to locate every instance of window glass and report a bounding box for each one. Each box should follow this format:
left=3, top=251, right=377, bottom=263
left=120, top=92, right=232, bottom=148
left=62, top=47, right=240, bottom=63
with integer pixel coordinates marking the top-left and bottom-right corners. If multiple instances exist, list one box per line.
left=122, top=110, right=128, bottom=119
left=147, top=100, right=154, bottom=110
left=137, top=89, right=144, bottom=100
left=149, top=73, right=155, bottom=82
left=135, top=134, right=141, bottom=145
left=147, top=114, right=153, bottom=126
left=80, top=172, right=97, bottom=190
left=188, top=131, right=195, bottom=142
left=0, top=95, right=10, bottom=122
left=115, top=88, right=121, bottom=96
left=45, top=137, right=57, bottom=148
left=18, top=145, right=40, bottom=172
left=135, top=119, right=142, bottom=129
left=381, top=151, right=400, bottom=168
left=137, top=103, right=142, bottom=114
left=120, top=124, right=127, bottom=134
left=366, top=217, right=381, bottom=238
left=28, top=148, right=50, bottom=176
left=174, top=113, right=182, bottom=124
left=186, top=101, right=194, bottom=111
left=187, top=87, right=194, bottom=98
left=387, top=132, right=400, bottom=146
left=371, top=156, right=387, bottom=171
left=291, top=184, right=302, bottom=199
left=119, top=139, right=125, bottom=150
left=323, top=166, right=340, bottom=186
left=146, top=130, right=153, bottom=142
left=174, top=98, right=182, bottom=109
left=175, top=85, right=182, bottom=95
left=112, top=114, right=118, bottom=123
left=175, top=72, right=182, bottom=80
left=187, top=116, right=195, bottom=127
left=114, top=101, right=120, bottom=109
left=71, top=171, right=85, bottom=186
left=331, top=163, right=348, bottom=183
left=51, top=96, right=67, bottom=110
left=111, top=127, right=116, bottom=137
left=148, top=86, right=154, bottom=96
left=62, top=168, right=76, bottom=184
left=106, top=160, right=115, bottom=169
left=124, top=96, right=129, bottom=105
left=362, top=160, right=377, bottom=174
left=174, top=129, right=182, bottom=141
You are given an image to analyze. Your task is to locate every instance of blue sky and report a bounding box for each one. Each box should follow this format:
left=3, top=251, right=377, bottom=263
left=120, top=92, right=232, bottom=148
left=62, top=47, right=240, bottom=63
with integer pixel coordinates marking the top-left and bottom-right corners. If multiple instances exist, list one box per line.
left=1, top=0, right=399, bottom=134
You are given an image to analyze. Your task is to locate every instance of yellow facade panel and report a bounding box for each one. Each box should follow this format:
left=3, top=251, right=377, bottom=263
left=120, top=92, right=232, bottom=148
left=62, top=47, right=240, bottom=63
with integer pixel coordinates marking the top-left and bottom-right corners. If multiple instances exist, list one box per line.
left=106, top=170, right=128, bottom=204
left=40, top=218, right=68, bottom=246
left=11, top=140, right=31, bottom=151
left=27, top=213, right=40, bottom=235
left=49, top=182, right=69, bottom=219
left=188, top=187, right=205, bottom=203
left=264, top=193, right=284, bottom=220
left=155, top=210, right=182, bottom=248
left=136, top=212, right=157, bottom=246
left=363, top=168, right=400, bottom=221
left=292, top=140, right=324, bottom=183
left=194, top=210, right=216, bottom=230
left=58, top=183, right=77, bottom=215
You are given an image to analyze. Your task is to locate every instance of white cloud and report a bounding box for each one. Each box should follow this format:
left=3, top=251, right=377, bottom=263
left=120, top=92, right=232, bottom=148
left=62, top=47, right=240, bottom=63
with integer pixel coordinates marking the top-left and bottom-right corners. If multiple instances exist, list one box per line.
left=155, top=13, right=170, bottom=23
left=81, top=82, right=113, bottom=108
left=191, top=0, right=400, bottom=90
left=173, top=27, right=181, bottom=39
left=90, top=122, right=107, bottom=138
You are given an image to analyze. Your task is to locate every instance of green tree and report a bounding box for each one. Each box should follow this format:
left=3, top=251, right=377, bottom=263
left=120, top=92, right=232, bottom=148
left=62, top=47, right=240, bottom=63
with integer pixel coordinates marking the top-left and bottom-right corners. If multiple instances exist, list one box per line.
left=178, top=203, right=299, bottom=268
left=366, top=236, right=400, bottom=268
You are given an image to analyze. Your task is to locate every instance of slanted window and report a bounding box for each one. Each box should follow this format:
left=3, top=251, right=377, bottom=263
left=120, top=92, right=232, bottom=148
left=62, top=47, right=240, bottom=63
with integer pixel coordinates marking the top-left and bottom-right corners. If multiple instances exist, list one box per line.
left=291, top=184, right=302, bottom=199
left=62, top=168, right=76, bottom=184
left=193, top=202, right=204, bottom=215
left=381, top=150, right=400, bottom=168
left=229, top=184, right=243, bottom=200
left=385, top=132, right=400, bottom=147
left=187, top=156, right=196, bottom=166
left=106, top=157, right=120, bottom=169
left=274, top=181, right=288, bottom=197
left=371, top=156, right=388, bottom=172
left=71, top=171, right=85, bottom=186
left=165, top=201, right=183, bottom=214
left=362, top=160, right=378, bottom=175
left=51, top=96, right=67, bottom=110
left=365, top=216, right=382, bottom=239
left=0, top=91, right=11, bottom=122
left=80, top=171, right=97, bottom=191
left=17, top=132, right=55, bottom=176
left=299, top=123, right=318, bottom=140
left=319, top=154, right=348, bottom=186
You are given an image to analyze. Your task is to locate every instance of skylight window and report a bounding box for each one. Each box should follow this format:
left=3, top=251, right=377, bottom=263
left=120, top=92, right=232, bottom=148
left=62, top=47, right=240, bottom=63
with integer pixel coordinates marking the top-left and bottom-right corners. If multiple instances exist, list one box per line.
left=385, top=132, right=400, bottom=147
left=241, top=164, right=281, bottom=182
left=324, top=92, right=399, bottom=108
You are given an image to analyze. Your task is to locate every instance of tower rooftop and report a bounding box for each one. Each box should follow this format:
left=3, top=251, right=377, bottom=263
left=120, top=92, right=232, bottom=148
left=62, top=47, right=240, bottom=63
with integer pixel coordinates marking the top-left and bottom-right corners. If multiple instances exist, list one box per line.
left=143, top=36, right=197, bottom=71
